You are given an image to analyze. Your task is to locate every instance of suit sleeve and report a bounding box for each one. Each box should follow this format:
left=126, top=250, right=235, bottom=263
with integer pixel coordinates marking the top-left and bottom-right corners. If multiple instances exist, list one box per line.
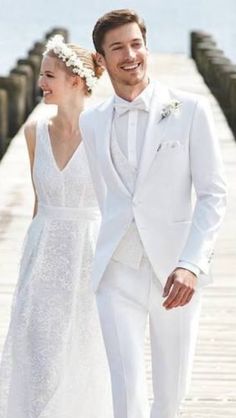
left=179, top=97, right=227, bottom=274
left=79, top=113, right=106, bottom=213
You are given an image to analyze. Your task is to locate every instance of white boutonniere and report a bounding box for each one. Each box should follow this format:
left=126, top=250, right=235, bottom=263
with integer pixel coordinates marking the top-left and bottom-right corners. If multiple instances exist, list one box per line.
left=161, top=100, right=181, bottom=120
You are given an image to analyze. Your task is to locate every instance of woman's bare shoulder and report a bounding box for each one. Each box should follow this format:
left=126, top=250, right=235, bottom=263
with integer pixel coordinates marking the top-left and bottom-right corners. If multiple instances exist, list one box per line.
left=24, top=120, right=37, bottom=152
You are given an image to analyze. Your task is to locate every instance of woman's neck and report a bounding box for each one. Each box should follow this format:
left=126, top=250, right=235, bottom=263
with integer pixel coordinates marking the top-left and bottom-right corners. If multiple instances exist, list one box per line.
left=55, top=100, right=84, bottom=132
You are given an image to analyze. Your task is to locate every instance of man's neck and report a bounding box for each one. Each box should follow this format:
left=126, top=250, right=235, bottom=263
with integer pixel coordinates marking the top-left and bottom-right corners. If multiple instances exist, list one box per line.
left=113, top=78, right=149, bottom=102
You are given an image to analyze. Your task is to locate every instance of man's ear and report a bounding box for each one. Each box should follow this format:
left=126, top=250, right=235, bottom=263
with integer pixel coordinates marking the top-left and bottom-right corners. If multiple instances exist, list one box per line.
left=96, top=52, right=106, bottom=69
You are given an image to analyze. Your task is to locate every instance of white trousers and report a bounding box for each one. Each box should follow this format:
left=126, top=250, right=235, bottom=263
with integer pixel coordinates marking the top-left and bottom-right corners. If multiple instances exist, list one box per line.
left=96, top=258, right=202, bottom=418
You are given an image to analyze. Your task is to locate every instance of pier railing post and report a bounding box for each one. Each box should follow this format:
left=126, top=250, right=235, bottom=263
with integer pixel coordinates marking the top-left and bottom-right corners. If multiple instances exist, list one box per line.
left=27, top=52, right=42, bottom=103
left=45, top=28, right=69, bottom=42
left=10, top=64, right=34, bottom=116
left=0, top=74, right=27, bottom=137
left=191, top=30, right=236, bottom=140
left=229, top=75, right=236, bottom=136
left=0, top=89, right=8, bottom=157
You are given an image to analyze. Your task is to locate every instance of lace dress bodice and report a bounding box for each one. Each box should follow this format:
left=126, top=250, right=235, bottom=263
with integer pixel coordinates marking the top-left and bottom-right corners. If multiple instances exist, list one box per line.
left=33, top=119, right=97, bottom=209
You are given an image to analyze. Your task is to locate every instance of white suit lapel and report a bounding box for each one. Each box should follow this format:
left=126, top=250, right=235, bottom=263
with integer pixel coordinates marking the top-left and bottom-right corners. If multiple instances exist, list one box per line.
left=96, top=97, right=131, bottom=197
left=135, top=82, right=171, bottom=191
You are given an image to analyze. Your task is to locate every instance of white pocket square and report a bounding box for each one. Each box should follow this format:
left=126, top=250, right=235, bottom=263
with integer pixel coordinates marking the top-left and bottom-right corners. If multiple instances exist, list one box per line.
left=157, top=140, right=181, bottom=152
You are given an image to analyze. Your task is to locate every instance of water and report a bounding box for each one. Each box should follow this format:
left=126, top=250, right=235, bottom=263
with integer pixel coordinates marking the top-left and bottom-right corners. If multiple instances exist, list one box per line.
left=0, top=0, right=236, bottom=75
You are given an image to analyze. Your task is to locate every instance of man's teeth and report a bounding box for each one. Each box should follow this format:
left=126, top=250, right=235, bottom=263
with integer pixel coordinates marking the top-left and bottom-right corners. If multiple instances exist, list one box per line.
left=122, top=64, right=139, bottom=70
left=43, top=91, right=51, bottom=95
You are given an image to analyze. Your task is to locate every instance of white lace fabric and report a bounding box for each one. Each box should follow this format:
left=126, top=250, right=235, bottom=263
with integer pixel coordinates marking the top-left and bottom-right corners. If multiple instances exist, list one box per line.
left=0, top=120, right=112, bottom=418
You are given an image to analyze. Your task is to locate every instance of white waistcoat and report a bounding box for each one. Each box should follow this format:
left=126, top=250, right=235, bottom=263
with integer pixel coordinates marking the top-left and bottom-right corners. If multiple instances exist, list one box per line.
left=110, top=128, right=145, bottom=269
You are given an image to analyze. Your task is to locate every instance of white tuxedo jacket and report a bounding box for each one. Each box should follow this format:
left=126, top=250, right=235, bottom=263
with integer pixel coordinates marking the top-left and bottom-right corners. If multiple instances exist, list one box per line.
left=80, top=82, right=227, bottom=291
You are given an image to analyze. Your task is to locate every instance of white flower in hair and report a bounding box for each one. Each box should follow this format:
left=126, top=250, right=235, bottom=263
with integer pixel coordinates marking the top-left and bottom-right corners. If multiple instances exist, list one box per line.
left=44, top=34, right=97, bottom=92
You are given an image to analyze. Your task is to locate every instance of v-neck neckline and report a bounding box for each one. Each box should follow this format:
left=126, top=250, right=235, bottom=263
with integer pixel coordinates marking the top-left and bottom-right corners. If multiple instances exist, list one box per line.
left=46, top=121, right=83, bottom=173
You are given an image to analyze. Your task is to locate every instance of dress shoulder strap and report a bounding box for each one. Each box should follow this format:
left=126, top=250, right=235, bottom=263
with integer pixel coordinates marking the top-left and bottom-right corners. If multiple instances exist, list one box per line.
left=33, top=118, right=50, bottom=165
left=35, top=118, right=48, bottom=143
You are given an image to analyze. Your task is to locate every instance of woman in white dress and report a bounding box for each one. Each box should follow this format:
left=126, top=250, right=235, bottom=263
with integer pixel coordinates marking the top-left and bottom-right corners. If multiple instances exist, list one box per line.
left=0, top=35, right=112, bottom=418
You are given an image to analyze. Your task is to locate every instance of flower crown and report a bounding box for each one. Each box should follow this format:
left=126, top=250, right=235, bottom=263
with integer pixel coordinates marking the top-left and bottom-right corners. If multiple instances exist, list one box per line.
left=43, top=35, right=97, bottom=92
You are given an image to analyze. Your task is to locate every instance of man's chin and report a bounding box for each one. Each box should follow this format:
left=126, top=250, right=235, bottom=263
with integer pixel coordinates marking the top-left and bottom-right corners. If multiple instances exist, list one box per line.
left=123, top=75, right=147, bottom=87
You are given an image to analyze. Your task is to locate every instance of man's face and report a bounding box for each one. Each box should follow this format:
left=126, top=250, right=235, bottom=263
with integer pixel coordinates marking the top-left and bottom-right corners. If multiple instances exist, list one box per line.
left=97, top=22, right=148, bottom=91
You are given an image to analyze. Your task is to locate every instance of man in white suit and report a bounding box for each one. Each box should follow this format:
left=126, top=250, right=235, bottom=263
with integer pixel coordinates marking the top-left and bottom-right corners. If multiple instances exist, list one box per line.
left=80, top=9, right=227, bottom=418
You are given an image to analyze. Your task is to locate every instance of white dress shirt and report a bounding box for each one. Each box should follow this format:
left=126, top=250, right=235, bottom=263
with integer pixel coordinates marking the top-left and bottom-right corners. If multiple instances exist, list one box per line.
left=112, top=82, right=200, bottom=277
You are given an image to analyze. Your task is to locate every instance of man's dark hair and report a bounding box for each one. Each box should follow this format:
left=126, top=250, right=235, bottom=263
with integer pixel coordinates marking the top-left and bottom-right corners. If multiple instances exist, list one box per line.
left=92, top=9, right=147, bottom=55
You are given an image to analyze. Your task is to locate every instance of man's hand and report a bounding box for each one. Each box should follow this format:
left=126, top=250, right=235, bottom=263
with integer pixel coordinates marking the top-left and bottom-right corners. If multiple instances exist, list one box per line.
left=162, top=268, right=197, bottom=310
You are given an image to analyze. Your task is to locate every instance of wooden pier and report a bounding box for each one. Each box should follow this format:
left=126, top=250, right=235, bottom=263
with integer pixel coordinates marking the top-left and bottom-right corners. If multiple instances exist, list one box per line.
left=0, top=54, right=235, bottom=417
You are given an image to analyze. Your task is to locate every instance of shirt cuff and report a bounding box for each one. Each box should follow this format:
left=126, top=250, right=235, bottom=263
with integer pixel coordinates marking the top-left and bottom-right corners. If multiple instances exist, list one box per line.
left=177, top=261, right=201, bottom=278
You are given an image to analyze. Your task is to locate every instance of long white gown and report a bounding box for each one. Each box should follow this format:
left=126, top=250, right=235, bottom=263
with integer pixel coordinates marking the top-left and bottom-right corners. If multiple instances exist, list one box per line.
left=0, top=119, right=113, bottom=418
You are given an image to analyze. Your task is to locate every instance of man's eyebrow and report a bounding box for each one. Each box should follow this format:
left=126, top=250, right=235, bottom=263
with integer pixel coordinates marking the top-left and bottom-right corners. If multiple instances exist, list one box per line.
left=108, top=38, right=143, bottom=48
left=108, top=41, right=123, bottom=48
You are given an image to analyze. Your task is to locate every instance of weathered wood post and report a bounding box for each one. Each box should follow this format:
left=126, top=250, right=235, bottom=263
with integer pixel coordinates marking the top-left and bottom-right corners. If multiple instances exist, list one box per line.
left=191, top=30, right=236, bottom=140
left=45, top=28, right=69, bottom=42
left=190, top=31, right=216, bottom=60
left=0, top=89, right=8, bottom=157
left=27, top=52, right=42, bottom=103
left=229, top=75, right=236, bottom=135
left=217, top=65, right=236, bottom=117
left=0, top=74, right=27, bottom=137
left=209, top=58, right=232, bottom=98
left=30, top=41, right=46, bottom=56
left=17, top=58, right=38, bottom=105
left=203, top=50, right=224, bottom=85
left=195, top=43, right=223, bottom=76
left=10, top=64, right=34, bottom=116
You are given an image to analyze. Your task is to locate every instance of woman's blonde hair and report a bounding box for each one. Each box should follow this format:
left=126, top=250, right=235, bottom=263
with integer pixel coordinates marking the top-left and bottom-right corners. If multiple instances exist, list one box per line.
left=45, top=43, right=104, bottom=96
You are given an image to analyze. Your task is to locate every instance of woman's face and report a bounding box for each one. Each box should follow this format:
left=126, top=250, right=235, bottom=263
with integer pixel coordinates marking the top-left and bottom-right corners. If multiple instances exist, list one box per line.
left=38, top=55, right=74, bottom=104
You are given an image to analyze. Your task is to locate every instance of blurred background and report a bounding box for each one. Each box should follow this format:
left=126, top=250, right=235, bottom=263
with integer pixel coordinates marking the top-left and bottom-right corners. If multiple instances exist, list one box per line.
left=0, top=0, right=235, bottom=75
